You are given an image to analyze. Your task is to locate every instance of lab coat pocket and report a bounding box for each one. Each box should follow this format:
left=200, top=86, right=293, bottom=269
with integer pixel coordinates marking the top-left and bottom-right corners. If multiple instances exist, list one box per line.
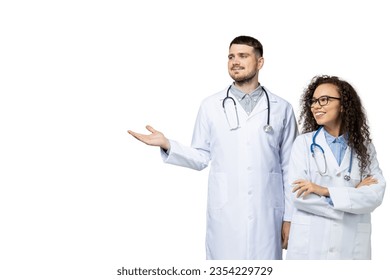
left=207, top=172, right=228, bottom=210
left=289, top=214, right=311, bottom=255
left=353, top=223, right=371, bottom=259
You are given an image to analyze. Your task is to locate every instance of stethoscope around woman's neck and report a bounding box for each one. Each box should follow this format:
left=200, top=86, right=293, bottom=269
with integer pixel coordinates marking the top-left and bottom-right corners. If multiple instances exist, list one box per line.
left=311, top=126, right=352, bottom=181
left=222, top=85, right=272, bottom=132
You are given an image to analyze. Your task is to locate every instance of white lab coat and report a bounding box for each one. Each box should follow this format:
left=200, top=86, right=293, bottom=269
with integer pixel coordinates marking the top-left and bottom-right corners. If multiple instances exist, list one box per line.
left=161, top=86, right=297, bottom=260
left=286, top=129, right=386, bottom=260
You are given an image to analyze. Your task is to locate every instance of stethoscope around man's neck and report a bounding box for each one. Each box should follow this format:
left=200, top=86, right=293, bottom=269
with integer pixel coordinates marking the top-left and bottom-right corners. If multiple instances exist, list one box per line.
left=222, top=85, right=272, bottom=132
left=311, top=125, right=352, bottom=181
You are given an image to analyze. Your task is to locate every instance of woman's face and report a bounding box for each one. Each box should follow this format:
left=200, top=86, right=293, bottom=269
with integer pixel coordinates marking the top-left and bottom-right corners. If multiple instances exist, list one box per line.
left=310, top=83, right=343, bottom=136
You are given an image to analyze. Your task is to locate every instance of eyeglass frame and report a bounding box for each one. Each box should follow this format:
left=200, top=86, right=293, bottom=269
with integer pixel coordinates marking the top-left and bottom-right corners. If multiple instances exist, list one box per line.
left=307, top=95, right=341, bottom=107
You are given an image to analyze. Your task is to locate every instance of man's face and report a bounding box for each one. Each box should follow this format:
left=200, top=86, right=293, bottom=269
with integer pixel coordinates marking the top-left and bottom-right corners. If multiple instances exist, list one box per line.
left=227, top=44, right=263, bottom=83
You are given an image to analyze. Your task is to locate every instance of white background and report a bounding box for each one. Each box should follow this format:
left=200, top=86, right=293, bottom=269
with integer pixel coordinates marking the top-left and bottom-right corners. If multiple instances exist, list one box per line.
left=1, top=0, right=389, bottom=279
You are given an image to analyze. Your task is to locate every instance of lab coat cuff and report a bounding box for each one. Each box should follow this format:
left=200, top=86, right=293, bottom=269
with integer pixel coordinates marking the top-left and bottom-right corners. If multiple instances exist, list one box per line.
left=283, top=205, right=292, bottom=221
left=328, top=187, right=351, bottom=210
left=283, top=215, right=292, bottom=222
left=160, top=139, right=173, bottom=160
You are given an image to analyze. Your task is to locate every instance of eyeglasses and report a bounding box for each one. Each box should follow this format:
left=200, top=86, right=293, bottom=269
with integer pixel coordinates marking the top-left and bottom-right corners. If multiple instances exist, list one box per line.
left=307, top=95, right=341, bottom=107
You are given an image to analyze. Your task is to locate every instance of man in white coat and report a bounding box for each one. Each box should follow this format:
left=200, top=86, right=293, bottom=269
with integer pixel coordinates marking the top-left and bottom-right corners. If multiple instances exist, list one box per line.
left=128, top=35, right=298, bottom=260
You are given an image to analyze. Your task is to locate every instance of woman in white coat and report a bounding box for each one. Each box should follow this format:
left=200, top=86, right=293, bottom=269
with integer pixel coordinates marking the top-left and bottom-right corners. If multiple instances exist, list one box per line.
left=128, top=36, right=298, bottom=260
left=286, top=75, right=386, bottom=260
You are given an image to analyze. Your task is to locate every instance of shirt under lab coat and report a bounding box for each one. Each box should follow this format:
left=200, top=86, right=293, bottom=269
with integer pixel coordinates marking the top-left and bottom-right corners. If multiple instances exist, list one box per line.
left=161, top=86, right=298, bottom=260
left=286, top=129, right=386, bottom=259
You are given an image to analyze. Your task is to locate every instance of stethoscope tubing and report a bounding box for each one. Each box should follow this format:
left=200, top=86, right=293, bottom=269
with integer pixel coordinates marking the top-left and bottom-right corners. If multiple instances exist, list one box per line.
left=311, top=126, right=352, bottom=181
left=222, top=85, right=271, bottom=132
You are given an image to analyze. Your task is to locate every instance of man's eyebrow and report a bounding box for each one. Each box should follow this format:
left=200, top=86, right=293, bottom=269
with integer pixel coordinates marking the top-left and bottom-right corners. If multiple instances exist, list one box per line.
left=228, top=52, right=250, bottom=56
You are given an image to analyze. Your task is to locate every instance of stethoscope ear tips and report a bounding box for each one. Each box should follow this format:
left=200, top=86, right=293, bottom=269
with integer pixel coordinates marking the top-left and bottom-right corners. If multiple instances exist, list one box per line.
left=263, top=125, right=273, bottom=133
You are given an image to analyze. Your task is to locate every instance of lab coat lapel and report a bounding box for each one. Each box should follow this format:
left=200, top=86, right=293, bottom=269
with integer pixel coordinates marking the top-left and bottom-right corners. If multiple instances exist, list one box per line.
left=317, top=129, right=351, bottom=174
left=219, top=92, right=245, bottom=129
left=337, top=146, right=352, bottom=173
left=247, top=91, right=268, bottom=120
left=227, top=94, right=249, bottom=124
left=316, top=129, right=339, bottom=175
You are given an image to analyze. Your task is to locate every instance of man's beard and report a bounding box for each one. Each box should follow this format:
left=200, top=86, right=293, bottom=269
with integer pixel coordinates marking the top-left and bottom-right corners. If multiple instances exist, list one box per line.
left=232, top=70, right=257, bottom=86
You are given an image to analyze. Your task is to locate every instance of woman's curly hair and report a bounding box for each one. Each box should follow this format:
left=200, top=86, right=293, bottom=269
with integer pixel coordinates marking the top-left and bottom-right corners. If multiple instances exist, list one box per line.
left=299, top=75, right=372, bottom=175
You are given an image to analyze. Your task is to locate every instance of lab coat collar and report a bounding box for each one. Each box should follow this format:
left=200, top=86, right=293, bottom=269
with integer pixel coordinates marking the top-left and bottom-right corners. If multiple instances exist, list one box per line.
left=229, top=83, right=263, bottom=101
left=219, top=85, right=274, bottom=123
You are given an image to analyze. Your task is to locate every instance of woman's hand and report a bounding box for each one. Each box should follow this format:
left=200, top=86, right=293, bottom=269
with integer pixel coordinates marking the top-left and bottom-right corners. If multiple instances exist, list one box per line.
left=292, top=179, right=330, bottom=198
left=356, top=175, right=378, bottom=188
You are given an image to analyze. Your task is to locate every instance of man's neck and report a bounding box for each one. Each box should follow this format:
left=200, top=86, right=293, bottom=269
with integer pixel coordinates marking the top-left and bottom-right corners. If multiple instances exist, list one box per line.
left=234, top=80, right=260, bottom=94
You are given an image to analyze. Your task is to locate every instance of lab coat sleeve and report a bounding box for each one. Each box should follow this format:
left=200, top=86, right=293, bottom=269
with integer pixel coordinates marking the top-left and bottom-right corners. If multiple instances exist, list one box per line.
left=280, top=106, right=298, bottom=222
left=329, top=143, right=386, bottom=214
left=288, top=135, right=344, bottom=220
left=161, top=104, right=211, bottom=171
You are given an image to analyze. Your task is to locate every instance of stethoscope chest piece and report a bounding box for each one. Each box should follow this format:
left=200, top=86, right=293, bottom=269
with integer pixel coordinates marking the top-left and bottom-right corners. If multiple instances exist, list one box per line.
left=344, top=175, right=351, bottom=181
left=263, top=124, right=273, bottom=133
